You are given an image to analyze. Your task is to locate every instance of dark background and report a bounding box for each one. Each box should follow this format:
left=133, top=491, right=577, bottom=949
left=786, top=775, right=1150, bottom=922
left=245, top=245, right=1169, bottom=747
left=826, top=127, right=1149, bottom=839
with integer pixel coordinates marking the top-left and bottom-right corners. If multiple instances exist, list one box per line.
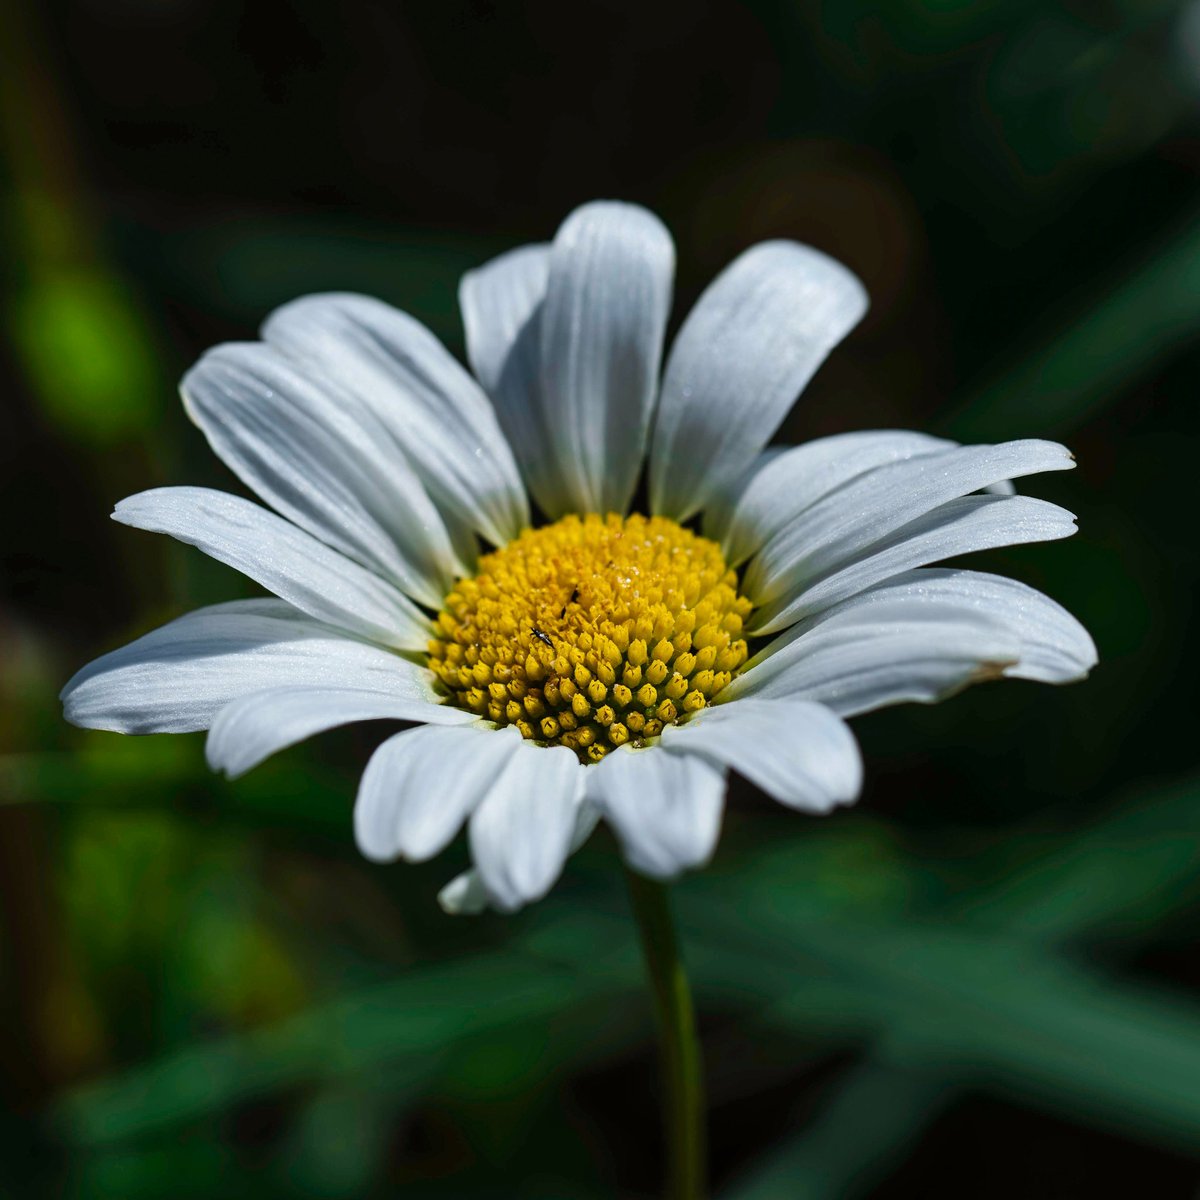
left=3, top=0, right=1200, bottom=1196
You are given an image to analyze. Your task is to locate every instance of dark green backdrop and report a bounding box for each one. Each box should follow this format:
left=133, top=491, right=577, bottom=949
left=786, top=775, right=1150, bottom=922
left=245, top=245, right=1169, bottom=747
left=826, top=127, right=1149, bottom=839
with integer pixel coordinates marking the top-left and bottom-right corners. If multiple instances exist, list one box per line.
left=2, top=0, right=1199, bottom=1195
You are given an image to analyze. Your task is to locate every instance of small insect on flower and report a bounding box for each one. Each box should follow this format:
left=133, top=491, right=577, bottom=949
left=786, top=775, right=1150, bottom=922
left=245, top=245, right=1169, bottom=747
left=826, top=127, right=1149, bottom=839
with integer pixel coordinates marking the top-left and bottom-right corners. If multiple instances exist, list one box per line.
left=559, top=587, right=580, bottom=620
left=61, top=200, right=1097, bottom=915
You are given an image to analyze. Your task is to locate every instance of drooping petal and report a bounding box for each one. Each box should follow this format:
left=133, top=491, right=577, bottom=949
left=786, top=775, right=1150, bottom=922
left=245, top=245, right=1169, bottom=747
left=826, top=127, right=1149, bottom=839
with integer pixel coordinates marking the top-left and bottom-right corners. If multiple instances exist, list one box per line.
left=468, top=741, right=584, bottom=912
left=708, top=430, right=954, bottom=565
left=115, top=487, right=432, bottom=650
left=207, top=685, right=472, bottom=780
left=587, top=746, right=726, bottom=879
left=437, top=789, right=600, bottom=916
left=744, top=439, right=1074, bottom=607
left=662, top=698, right=862, bottom=813
left=61, top=600, right=436, bottom=734
left=263, top=293, right=528, bottom=546
left=355, top=724, right=523, bottom=865
left=537, top=201, right=675, bottom=515
left=180, top=342, right=461, bottom=607
left=751, top=493, right=1078, bottom=634
left=649, top=241, right=868, bottom=522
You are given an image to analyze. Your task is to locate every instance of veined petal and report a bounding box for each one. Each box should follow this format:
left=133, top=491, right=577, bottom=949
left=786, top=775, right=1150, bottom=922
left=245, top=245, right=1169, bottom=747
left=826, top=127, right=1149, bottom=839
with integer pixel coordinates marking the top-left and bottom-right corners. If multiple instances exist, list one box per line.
left=207, top=685, right=471, bottom=780
left=587, top=746, right=726, bottom=879
left=61, top=600, right=434, bottom=734
left=709, top=430, right=955, bottom=565
left=461, top=244, right=550, bottom=399
left=662, top=698, right=862, bottom=813
left=774, top=567, right=1096, bottom=685
left=751, top=494, right=1078, bottom=634
left=744, top=439, right=1074, bottom=606
left=458, top=244, right=565, bottom=516
left=468, top=741, right=584, bottom=912
left=727, top=605, right=1021, bottom=714
left=538, top=201, right=675, bottom=515
left=731, top=565, right=1095, bottom=712
left=699, top=446, right=790, bottom=553
left=181, top=342, right=461, bottom=607
left=115, top=487, right=432, bottom=650
left=355, top=724, right=523, bottom=865
left=263, top=293, right=529, bottom=546
left=649, top=241, right=868, bottom=522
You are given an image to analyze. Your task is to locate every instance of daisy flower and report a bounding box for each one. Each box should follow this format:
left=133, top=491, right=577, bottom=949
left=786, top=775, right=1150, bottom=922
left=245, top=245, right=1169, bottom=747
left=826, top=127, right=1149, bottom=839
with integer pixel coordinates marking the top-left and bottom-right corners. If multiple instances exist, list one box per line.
left=61, top=201, right=1096, bottom=916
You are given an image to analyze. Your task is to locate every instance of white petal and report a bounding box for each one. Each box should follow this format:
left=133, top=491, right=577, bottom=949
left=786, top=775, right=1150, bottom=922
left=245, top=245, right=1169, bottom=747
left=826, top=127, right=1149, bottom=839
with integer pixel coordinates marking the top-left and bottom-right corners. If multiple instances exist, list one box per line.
left=436, top=789, right=600, bottom=917
left=744, top=439, right=1074, bottom=607
left=115, top=487, right=432, bottom=650
left=468, top=741, right=584, bottom=911
left=263, top=293, right=528, bottom=546
left=461, top=244, right=550, bottom=397
left=727, top=605, right=1022, bottom=715
left=458, top=244, right=567, bottom=518
left=587, top=746, right=726, bottom=879
left=662, top=698, right=862, bottom=813
left=181, top=342, right=461, bottom=607
left=61, top=599, right=434, bottom=734
left=698, top=445, right=790, bottom=553
left=537, top=201, right=675, bottom=514
left=709, top=430, right=954, bottom=565
left=731, top=563, right=1094, bottom=713
left=782, top=567, right=1097, bottom=685
left=438, top=869, right=491, bottom=916
left=567, top=795, right=603, bottom=853
left=355, top=724, right=523, bottom=865
left=649, top=241, right=868, bottom=521
left=207, top=685, right=471, bottom=780
left=751, top=493, right=1078, bottom=634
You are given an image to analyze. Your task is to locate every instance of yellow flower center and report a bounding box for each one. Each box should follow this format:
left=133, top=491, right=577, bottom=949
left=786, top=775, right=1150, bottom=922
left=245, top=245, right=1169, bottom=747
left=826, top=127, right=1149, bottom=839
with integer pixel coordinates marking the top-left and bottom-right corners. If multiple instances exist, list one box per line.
left=428, top=513, right=754, bottom=762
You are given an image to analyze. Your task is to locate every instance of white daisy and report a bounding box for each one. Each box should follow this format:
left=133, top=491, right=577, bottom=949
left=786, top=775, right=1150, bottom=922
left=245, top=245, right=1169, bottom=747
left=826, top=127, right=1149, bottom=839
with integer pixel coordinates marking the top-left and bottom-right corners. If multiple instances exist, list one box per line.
left=61, top=200, right=1096, bottom=916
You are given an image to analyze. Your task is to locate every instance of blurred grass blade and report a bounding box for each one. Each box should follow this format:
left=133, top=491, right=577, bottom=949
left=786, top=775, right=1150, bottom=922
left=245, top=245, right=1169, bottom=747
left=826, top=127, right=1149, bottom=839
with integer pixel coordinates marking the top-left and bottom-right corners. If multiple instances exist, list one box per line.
left=48, top=773, right=1200, bottom=1162
left=721, top=1061, right=951, bottom=1200
left=53, top=914, right=644, bottom=1147
left=959, top=775, right=1200, bottom=939
left=694, top=902, right=1200, bottom=1151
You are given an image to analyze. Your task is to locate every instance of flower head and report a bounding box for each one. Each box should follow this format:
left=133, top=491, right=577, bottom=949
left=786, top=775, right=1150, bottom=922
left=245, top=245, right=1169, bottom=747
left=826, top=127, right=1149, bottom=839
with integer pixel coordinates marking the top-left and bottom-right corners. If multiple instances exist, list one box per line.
left=62, top=201, right=1096, bottom=913
left=429, top=512, right=752, bottom=757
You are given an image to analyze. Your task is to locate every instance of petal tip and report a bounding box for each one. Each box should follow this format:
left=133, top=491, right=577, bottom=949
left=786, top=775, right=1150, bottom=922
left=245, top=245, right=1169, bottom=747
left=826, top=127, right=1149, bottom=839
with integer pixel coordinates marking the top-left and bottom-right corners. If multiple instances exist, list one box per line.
left=438, top=869, right=492, bottom=916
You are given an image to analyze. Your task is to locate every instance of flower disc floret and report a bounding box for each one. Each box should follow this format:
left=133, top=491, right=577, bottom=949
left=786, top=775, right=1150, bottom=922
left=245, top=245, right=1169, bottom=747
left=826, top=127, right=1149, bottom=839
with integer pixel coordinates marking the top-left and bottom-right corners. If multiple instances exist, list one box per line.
left=428, top=513, right=753, bottom=761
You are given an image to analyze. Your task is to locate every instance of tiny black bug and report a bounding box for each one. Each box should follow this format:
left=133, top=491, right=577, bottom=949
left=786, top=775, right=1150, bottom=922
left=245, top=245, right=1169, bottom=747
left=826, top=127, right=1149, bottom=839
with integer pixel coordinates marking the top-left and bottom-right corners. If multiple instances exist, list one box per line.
left=559, top=587, right=580, bottom=620
left=531, top=626, right=554, bottom=648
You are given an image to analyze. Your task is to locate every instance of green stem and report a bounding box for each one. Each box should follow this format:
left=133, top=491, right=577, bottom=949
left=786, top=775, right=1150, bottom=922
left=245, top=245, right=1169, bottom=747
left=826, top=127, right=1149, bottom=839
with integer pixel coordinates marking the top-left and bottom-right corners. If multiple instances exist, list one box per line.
left=624, top=866, right=706, bottom=1200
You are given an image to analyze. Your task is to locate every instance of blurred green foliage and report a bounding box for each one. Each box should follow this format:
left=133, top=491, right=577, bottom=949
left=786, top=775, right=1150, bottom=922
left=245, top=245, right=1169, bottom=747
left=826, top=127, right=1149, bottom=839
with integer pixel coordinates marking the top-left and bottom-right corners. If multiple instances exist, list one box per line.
left=3, top=0, right=1200, bottom=1196
left=12, top=266, right=158, bottom=444
left=8, top=749, right=1200, bottom=1197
